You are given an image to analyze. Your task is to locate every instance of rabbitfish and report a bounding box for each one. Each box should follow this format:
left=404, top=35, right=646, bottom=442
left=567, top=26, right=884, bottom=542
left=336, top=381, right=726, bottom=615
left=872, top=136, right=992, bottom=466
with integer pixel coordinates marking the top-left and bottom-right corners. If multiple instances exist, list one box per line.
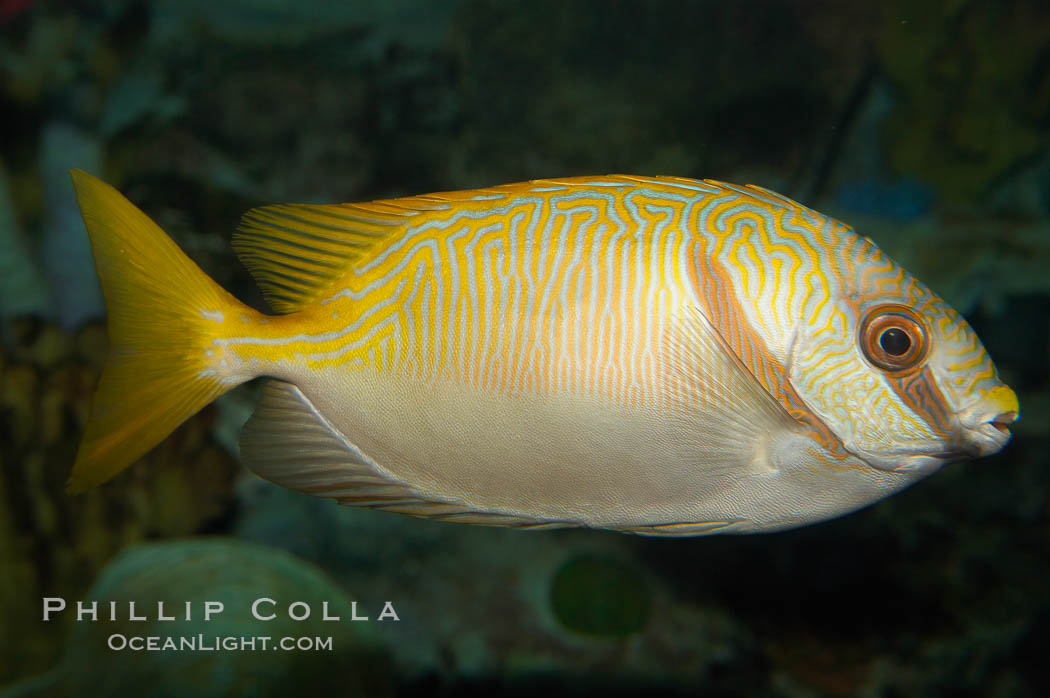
left=68, top=171, right=1018, bottom=535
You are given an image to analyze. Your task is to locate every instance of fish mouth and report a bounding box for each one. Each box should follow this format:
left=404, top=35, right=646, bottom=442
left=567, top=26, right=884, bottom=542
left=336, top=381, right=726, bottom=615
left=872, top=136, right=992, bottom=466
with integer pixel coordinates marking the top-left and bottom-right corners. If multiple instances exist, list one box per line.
left=988, top=411, right=1017, bottom=435
left=911, top=410, right=1016, bottom=465
left=952, top=383, right=1019, bottom=459
left=863, top=409, right=1017, bottom=474
left=960, top=410, right=1016, bottom=458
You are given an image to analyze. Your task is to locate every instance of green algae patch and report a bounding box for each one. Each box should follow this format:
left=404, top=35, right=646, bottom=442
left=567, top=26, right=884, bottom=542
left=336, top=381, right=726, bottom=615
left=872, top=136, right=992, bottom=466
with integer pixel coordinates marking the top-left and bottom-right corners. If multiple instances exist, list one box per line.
left=550, top=555, right=651, bottom=637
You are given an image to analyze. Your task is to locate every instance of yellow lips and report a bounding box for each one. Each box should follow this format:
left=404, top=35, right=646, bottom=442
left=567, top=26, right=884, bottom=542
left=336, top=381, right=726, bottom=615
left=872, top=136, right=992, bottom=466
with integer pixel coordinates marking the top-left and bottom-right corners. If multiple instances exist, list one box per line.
left=983, top=384, right=1020, bottom=427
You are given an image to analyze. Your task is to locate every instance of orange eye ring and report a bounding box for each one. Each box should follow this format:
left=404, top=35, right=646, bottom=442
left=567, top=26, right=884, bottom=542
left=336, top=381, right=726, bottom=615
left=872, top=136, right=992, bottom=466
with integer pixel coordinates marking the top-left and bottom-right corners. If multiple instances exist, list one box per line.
left=859, top=305, right=929, bottom=372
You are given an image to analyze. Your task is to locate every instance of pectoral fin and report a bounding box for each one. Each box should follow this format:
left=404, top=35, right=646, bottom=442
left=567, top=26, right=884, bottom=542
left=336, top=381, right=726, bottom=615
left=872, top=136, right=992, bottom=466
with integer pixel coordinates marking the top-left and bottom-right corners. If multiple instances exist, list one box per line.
left=662, top=305, right=802, bottom=474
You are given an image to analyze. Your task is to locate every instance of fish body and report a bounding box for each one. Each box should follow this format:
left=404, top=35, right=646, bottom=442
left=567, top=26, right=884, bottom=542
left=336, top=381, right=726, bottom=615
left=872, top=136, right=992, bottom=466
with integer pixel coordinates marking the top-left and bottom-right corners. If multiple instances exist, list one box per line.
left=69, top=172, right=1018, bottom=535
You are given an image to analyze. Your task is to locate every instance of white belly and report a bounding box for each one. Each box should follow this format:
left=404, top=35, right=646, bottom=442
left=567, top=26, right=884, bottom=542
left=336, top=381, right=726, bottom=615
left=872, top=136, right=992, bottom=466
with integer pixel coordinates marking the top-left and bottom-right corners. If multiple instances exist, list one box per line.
left=289, top=365, right=915, bottom=533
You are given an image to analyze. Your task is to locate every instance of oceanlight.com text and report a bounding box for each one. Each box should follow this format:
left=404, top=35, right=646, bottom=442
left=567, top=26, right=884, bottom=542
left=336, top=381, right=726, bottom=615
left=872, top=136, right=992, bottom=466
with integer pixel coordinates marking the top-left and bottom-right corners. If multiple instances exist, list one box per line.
left=107, top=634, right=334, bottom=652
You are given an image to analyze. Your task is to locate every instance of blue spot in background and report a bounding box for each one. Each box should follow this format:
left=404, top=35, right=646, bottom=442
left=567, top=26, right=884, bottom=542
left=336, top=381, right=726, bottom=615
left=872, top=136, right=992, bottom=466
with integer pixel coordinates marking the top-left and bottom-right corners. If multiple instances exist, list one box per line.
left=835, top=177, right=935, bottom=222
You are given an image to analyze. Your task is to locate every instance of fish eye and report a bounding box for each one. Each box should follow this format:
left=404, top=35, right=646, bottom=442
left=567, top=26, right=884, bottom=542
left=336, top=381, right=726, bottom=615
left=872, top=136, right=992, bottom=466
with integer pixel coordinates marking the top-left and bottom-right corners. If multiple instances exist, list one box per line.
left=879, top=327, right=910, bottom=355
left=860, top=305, right=928, bottom=372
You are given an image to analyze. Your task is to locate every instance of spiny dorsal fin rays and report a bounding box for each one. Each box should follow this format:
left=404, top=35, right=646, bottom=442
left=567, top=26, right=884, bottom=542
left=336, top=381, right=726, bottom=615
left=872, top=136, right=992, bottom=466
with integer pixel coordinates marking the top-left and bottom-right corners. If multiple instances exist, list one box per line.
left=728, top=180, right=854, bottom=231
left=704, top=180, right=811, bottom=216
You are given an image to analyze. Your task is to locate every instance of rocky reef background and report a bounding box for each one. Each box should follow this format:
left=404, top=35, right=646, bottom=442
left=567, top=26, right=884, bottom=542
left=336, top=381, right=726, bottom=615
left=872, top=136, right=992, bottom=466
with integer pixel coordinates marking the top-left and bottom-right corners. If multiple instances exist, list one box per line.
left=1, top=1, right=1048, bottom=696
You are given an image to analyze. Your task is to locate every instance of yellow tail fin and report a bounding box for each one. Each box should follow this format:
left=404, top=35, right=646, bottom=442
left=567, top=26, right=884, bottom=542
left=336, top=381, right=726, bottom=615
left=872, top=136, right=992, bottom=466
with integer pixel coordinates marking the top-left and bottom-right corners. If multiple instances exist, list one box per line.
left=68, top=170, right=257, bottom=492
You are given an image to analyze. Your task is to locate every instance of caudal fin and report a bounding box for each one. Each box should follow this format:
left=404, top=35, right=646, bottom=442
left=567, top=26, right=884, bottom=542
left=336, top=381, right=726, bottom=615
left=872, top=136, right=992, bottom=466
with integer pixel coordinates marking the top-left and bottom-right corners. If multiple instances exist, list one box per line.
left=68, top=170, right=256, bottom=492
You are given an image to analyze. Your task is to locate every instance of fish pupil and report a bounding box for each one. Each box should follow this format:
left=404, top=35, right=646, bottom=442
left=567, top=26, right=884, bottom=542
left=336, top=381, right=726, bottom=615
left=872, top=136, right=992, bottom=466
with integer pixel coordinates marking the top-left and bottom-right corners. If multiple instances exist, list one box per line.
left=879, top=327, right=911, bottom=356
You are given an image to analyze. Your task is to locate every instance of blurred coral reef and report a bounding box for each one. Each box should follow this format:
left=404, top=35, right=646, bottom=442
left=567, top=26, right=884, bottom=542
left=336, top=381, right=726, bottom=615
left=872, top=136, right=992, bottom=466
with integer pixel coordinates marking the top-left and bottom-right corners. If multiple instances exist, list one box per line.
left=0, top=0, right=1047, bottom=696
left=1, top=539, right=392, bottom=698
left=0, top=317, right=238, bottom=680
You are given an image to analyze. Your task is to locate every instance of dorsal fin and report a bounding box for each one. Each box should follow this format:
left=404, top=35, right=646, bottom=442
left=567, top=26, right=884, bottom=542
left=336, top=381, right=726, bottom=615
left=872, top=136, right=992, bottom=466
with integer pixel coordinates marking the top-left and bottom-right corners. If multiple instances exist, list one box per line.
left=233, top=176, right=814, bottom=314
left=232, top=184, right=541, bottom=313
left=233, top=202, right=420, bottom=313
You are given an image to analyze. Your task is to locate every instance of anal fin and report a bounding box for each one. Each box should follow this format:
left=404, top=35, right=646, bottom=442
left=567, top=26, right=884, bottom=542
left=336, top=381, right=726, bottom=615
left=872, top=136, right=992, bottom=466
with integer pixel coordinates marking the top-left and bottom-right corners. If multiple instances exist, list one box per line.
left=240, top=380, right=574, bottom=529
left=619, top=520, right=744, bottom=537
